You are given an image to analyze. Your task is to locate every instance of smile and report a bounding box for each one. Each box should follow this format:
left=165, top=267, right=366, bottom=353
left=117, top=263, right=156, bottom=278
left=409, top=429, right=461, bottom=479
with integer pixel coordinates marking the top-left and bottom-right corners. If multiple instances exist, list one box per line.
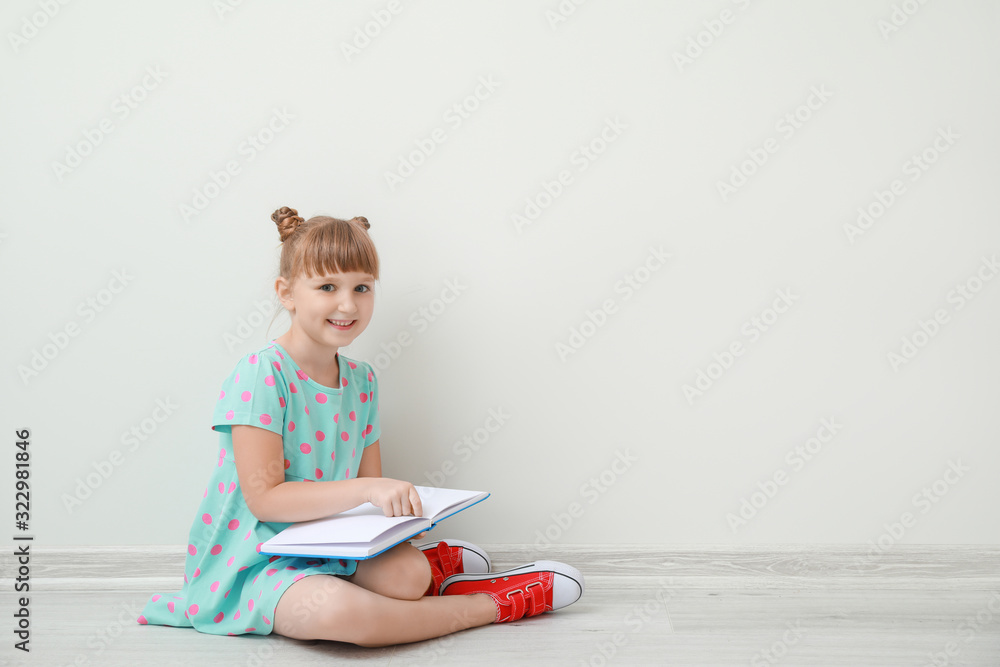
left=327, top=319, right=355, bottom=330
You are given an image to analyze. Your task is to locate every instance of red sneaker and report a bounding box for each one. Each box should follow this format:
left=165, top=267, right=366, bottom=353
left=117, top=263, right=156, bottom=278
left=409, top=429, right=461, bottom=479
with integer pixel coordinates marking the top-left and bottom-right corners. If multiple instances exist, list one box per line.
left=414, top=539, right=491, bottom=596
left=439, top=560, right=584, bottom=623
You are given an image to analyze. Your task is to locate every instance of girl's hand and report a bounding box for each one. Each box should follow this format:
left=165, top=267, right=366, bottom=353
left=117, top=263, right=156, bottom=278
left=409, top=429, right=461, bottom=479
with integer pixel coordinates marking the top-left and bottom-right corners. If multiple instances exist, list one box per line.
left=364, top=478, right=423, bottom=518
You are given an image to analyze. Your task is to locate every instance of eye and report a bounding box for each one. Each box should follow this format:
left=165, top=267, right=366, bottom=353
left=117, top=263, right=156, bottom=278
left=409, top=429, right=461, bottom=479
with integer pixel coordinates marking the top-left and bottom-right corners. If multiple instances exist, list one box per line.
left=355, top=285, right=371, bottom=293
left=319, top=284, right=335, bottom=292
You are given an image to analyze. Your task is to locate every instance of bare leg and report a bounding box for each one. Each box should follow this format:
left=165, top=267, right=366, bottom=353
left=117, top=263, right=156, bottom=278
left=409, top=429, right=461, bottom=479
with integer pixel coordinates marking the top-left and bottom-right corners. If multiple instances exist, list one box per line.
left=344, top=542, right=432, bottom=600
left=273, top=574, right=496, bottom=647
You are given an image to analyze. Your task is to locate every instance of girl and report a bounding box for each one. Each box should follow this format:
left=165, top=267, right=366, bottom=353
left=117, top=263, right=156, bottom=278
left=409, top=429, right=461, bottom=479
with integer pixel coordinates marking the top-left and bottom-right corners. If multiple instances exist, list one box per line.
left=137, top=206, right=584, bottom=647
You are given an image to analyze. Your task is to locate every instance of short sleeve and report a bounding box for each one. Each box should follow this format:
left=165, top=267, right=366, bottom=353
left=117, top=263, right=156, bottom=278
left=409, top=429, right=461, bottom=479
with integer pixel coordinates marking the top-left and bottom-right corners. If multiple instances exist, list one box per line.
left=363, top=362, right=381, bottom=447
left=211, top=352, right=286, bottom=437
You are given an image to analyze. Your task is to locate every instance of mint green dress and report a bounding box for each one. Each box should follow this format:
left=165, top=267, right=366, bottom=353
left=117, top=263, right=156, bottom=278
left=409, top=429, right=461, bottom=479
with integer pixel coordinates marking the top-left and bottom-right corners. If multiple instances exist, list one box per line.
left=136, top=340, right=381, bottom=635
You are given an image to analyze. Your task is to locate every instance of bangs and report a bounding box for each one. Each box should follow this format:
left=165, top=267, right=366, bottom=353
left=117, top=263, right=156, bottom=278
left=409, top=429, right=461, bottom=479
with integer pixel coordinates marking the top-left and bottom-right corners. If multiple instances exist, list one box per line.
left=295, top=219, right=379, bottom=281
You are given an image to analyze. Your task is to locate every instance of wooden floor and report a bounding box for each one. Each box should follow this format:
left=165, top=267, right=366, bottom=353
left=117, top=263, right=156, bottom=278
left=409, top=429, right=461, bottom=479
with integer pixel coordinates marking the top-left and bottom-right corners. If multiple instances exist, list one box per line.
left=4, top=544, right=1000, bottom=666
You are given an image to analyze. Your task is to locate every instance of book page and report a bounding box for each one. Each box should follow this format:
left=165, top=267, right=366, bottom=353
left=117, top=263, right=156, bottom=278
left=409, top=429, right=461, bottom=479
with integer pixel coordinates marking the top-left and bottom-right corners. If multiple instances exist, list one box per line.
left=414, top=486, right=488, bottom=522
left=266, top=504, right=426, bottom=546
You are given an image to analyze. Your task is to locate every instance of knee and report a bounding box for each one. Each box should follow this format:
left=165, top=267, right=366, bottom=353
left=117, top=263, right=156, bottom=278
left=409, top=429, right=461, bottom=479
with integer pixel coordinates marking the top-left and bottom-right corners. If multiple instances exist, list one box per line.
left=394, top=543, right=432, bottom=600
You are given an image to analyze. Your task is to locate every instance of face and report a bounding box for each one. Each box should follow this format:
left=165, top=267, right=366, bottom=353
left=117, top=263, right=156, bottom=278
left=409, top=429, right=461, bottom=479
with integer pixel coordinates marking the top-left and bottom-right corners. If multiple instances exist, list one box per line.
left=277, top=270, right=376, bottom=351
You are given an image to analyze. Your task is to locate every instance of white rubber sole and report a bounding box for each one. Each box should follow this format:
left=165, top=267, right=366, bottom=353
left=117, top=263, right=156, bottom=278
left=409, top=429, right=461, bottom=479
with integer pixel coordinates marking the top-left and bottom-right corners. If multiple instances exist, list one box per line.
left=439, top=559, right=585, bottom=610
left=413, top=538, right=491, bottom=573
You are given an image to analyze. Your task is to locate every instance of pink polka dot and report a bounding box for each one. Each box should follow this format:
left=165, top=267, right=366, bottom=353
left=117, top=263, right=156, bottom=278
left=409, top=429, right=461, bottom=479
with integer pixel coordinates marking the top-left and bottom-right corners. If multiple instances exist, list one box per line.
left=290, top=382, right=298, bottom=393
left=293, top=573, right=306, bottom=582
left=224, top=589, right=230, bottom=598
left=246, top=627, right=256, bottom=632
left=351, top=447, right=356, bottom=458
left=315, top=468, right=323, bottom=478
left=331, top=451, right=336, bottom=462
left=348, top=361, right=356, bottom=369
left=227, top=556, right=235, bottom=566
left=346, top=410, right=354, bottom=421
left=218, top=482, right=224, bottom=493
left=304, top=405, right=310, bottom=415
left=368, top=371, right=374, bottom=381
left=137, top=615, right=147, bottom=624
left=273, top=580, right=282, bottom=591
left=265, top=375, right=275, bottom=386
left=241, top=391, right=252, bottom=402
left=202, top=513, right=212, bottom=524
left=263, top=613, right=272, bottom=625
left=272, top=361, right=281, bottom=371
left=228, top=519, right=240, bottom=530
left=225, top=409, right=235, bottom=421
left=364, top=425, right=373, bottom=437
left=345, top=468, right=350, bottom=478
left=284, top=458, right=290, bottom=469
left=234, top=610, right=241, bottom=620
left=275, top=349, right=284, bottom=359
left=249, top=354, right=258, bottom=364
left=218, top=390, right=225, bottom=400
left=300, top=442, right=311, bottom=454
left=211, top=544, right=222, bottom=555
left=214, top=612, right=224, bottom=623
left=341, top=432, right=349, bottom=441
left=315, top=430, right=325, bottom=441
left=248, top=599, right=254, bottom=611
left=288, top=421, right=296, bottom=431
left=279, top=397, right=286, bottom=408
left=342, top=377, right=348, bottom=387
left=360, top=392, right=368, bottom=403
left=296, top=369, right=308, bottom=380
left=188, top=604, right=199, bottom=615
left=245, top=530, right=252, bottom=540
left=203, top=487, right=207, bottom=497
left=334, top=413, right=339, bottom=423
left=235, top=372, right=240, bottom=383
left=259, top=414, right=272, bottom=425
left=229, top=482, right=236, bottom=493
left=256, top=542, right=263, bottom=553
left=187, top=544, right=197, bottom=556
left=210, top=581, right=220, bottom=592
left=316, top=393, right=327, bottom=404
left=167, top=601, right=174, bottom=613
left=369, top=391, right=374, bottom=402
left=194, top=567, right=201, bottom=577
left=152, top=594, right=161, bottom=602
left=266, top=568, right=277, bottom=576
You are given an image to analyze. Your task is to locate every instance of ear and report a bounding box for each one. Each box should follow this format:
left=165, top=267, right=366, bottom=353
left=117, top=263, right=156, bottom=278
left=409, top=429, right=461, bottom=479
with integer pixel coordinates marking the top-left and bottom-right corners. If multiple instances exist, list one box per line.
left=275, top=276, right=295, bottom=312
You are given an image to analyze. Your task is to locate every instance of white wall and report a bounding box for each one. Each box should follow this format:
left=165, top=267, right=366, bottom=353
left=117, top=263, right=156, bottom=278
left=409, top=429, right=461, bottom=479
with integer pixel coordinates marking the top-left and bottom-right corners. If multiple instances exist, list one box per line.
left=3, top=0, right=998, bottom=548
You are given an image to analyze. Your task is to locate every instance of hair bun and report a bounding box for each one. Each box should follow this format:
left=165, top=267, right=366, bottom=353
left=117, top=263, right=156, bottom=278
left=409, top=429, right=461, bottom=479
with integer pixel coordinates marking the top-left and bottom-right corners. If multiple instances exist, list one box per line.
left=350, top=216, right=370, bottom=231
left=272, top=206, right=305, bottom=242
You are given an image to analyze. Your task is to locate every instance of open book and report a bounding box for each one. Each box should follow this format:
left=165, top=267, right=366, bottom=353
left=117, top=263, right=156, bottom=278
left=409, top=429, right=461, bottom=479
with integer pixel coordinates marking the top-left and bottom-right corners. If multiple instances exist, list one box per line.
left=260, top=486, right=490, bottom=560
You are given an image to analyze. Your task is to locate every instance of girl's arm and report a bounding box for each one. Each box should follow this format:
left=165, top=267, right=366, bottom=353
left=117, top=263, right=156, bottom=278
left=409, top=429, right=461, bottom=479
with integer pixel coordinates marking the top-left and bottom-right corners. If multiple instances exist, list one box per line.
left=356, top=440, right=382, bottom=478
left=232, top=425, right=422, bottom=522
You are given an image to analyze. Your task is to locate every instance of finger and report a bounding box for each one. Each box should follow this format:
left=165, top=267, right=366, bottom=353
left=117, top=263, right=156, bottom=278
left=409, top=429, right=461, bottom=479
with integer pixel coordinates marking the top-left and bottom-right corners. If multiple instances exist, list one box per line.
left=400, top=493, right=412, bottom=517
left=391, top=497, right=402, bottom=517
left=410, top=487, right=422, bottom=517
left=381, top=501, right=393, bottom=518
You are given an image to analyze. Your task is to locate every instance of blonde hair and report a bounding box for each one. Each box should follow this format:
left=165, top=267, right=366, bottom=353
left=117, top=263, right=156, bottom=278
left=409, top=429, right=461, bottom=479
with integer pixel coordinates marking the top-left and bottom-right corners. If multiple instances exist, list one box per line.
left=266, top=206, right=380, bottom=337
